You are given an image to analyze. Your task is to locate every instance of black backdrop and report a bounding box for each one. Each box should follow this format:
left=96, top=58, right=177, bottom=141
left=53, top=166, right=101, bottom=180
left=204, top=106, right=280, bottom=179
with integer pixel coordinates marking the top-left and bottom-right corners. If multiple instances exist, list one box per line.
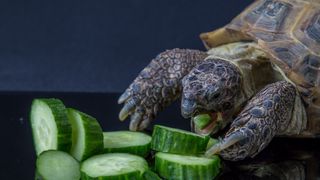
left=2, top=2, right=320, bottom=179
left=0, top=0, right=252, bottom=92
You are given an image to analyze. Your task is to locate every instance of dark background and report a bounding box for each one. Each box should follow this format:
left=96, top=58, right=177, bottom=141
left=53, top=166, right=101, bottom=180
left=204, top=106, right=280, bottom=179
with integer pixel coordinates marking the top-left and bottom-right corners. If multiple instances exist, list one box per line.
left=1, top=1, right=320, bottom=179
left=0, top=0, right=258, bottom=179
left=0, top=0, right=252, bottom=93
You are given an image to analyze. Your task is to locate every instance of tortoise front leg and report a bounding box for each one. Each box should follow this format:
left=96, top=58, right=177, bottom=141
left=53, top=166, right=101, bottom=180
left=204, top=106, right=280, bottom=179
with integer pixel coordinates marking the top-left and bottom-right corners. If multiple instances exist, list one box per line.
left=118, top=49, right=207, bottom=131
left=206, top=81, right=302, bottom=161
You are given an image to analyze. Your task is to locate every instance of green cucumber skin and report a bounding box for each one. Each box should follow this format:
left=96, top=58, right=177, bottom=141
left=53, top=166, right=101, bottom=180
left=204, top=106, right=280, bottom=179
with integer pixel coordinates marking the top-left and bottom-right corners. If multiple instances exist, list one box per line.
left=193, top=114, right=212, bottom=129
left=155, top=153, right=221, bottom=180
left=68, top=108, right=104, bottom=161
left=31, top=98, right=72, bottom=156
left=34, top=169, right=44, bottom=180
left=81, top=171, right=141, bottom=180
left=151, top=125, right=209, bottom=155
left=103, top=144, right=150, bottom=157
left=142, top=170, right=162, bottom=180
left=206, top=138, right=219, bottom=150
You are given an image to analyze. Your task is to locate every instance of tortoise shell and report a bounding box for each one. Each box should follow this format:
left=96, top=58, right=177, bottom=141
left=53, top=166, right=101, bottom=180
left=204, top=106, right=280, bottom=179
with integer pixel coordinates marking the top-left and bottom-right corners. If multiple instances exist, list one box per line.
left=200, top=0, right=320, bottom=136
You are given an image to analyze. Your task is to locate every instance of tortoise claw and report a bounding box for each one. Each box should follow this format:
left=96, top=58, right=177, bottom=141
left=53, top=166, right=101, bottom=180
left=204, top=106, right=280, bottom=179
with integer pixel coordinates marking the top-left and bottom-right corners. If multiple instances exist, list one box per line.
left=119, top=99, right=137, bottom=121
left=209, top=81, right=297, bottom=161
left=129, top=112, right=143, bottom=131
left=118, top=90, right=131, bottom=104
left=205, top=131, right=246, bottom=157
left=138, top=115, right=153, bottom=131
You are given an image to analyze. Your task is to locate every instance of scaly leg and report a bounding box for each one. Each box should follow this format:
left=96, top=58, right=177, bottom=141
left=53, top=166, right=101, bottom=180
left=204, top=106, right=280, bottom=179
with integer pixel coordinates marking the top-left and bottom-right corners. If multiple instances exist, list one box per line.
left=206, top=81, right=300, bottom=161
left=118, top=49, right=207, bottom=131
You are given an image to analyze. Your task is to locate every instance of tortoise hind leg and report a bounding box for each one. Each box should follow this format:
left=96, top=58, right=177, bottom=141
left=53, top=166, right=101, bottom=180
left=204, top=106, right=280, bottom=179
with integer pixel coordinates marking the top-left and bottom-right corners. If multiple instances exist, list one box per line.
left=206, top=81, right=303, bottom=161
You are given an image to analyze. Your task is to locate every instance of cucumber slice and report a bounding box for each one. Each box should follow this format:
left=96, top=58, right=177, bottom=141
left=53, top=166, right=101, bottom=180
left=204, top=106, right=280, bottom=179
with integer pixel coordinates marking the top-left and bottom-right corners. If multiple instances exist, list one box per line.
left=193, top=114, right=212, bottom=129
left=151, top=125, right=209, bottom=155
left=206, top=138, right=219, bottom=150
left=34, top=169, right=43, bottom=180
left=142, top=170, right=162, bottom=180
left=67, top=108, right=104, bottom=161
left=81, top=153, right=148, bottom=180
left=103, top=131, right=151, bottom=157
left=30, top=98, right=72, bottom=156
left=36, top=150, right=80, bottom=180
left=155, top=152, right=221, bottom=180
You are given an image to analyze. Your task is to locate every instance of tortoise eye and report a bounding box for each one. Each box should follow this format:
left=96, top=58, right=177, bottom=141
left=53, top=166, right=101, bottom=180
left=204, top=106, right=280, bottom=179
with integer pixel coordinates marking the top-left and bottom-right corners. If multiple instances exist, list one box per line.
left=207, top=85, right=220, bottom=100
left=207, top=92, right=220, bottom=102
left=212, top=93, right=220, bottom=99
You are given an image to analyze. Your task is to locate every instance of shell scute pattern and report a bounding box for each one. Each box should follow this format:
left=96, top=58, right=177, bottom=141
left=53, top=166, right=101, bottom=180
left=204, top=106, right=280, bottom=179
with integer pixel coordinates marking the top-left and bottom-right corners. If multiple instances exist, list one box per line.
left=221, top=0, right=320, bottom=112
left=246, top=0, right=292, bottom=32
left=299, top=54, right=320, bottom=85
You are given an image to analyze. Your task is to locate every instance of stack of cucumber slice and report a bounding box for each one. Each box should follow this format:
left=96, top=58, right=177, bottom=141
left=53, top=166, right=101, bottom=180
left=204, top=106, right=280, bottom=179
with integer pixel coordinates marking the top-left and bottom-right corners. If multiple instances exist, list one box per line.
left=151, top=125, right=221, bottom=180
left=151, top=125, right=210, bottom=155
left=30, top=98, right=221, bottom=180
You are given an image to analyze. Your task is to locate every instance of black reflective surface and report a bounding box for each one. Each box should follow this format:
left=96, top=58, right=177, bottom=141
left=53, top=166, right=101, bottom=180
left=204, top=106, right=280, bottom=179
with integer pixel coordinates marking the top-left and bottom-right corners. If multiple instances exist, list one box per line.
left=2, top=92, right=319, bottom=179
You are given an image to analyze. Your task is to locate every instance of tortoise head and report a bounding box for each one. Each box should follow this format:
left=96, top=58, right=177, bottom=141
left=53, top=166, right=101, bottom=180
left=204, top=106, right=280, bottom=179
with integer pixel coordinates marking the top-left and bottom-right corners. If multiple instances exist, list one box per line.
left=181, top=59, right=242, bottom=135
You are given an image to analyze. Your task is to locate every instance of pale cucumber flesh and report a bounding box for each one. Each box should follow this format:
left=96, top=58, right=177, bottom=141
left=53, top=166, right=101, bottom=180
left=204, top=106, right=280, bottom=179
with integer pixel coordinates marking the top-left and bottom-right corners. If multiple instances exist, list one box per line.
left=155, top=152, right=221, bottom=180
left=30, top=98, right=71, bottom=156
left=36, top=150, right=80, bottom=180
left=103, top=131, right=151, bottom=157
left=81, top=153, right=148, bottom=179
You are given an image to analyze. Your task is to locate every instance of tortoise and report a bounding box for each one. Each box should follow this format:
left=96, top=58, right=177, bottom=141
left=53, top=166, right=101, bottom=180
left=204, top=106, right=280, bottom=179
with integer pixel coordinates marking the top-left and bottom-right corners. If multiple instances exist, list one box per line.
left=118, top=0, right=320, bottom=161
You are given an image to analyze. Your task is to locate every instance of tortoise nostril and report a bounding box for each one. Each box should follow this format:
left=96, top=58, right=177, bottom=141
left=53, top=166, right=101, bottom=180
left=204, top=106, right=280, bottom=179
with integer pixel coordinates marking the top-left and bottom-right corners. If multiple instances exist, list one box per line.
left=181, top=98, right=197, bottom=118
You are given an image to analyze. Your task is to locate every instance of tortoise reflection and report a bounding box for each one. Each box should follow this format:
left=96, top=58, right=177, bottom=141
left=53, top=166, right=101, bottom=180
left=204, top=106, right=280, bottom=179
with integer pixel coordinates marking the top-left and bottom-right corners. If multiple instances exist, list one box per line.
left=218, top=139, right=319, bottom=180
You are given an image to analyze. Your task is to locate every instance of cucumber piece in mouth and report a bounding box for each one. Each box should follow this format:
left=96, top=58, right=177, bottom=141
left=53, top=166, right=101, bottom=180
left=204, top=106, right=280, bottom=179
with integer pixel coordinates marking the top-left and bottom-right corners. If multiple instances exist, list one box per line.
left=193, top=112, right=224, bottom=135
left=193, top=114, right=212, bottom=129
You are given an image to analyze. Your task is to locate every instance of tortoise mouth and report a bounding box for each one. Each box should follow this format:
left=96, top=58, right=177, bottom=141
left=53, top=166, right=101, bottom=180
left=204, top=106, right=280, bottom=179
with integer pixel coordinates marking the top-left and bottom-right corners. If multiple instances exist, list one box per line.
left=191, top=111, right=224, bottom=136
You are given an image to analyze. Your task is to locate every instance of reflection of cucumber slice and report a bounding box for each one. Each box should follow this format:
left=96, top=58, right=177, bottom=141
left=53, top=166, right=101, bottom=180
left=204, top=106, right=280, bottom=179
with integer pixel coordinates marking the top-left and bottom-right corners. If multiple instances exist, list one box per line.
left=151, top=125, right=209, bottom=155
left=81, top=153, right=148, bottom=180
left=67, top=108, right=103, bottom=161
left=155, top=152, right=221, bottom=180
left=30, top=98, right=72, bottom=156
left=193, top=114, right=212, bottom=129
left=103, top=131, right=151, bottom=157
left=36, top=150, right=80, bottom=180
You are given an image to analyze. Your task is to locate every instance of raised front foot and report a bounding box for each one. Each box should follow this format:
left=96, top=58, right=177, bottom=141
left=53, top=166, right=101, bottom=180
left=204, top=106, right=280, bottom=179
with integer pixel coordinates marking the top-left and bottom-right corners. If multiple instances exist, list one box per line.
left=206, top=81, right=299, bottom=161
left=118, top=49, right=207, bottom=131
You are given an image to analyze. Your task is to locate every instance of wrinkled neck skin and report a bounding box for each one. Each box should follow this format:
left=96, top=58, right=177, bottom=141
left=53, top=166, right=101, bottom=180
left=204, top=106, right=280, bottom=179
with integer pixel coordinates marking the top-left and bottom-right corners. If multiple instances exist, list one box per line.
left=206, top=42, right=284, bottom=135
